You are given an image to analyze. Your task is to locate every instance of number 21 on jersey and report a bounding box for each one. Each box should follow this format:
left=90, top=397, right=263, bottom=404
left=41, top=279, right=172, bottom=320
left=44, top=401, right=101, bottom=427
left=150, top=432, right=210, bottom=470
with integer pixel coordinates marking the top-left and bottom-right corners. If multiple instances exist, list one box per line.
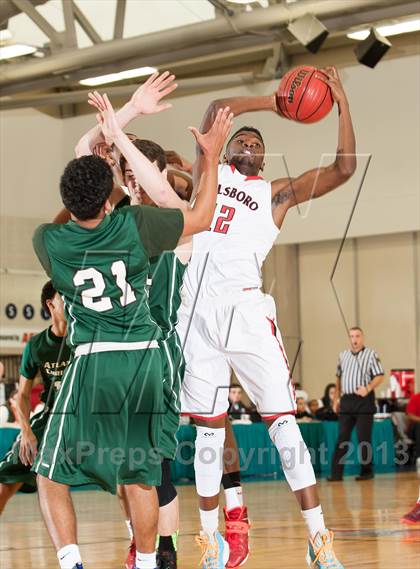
left=73, top=260, right=136, bottom=313
left=210, top=205, right=236, bottom=234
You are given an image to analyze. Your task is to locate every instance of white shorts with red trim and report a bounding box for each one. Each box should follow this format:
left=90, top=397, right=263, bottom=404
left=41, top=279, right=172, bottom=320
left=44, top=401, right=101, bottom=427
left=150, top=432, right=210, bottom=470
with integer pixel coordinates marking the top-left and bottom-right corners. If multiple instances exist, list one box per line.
left=177, top=289, right=296, bottom=421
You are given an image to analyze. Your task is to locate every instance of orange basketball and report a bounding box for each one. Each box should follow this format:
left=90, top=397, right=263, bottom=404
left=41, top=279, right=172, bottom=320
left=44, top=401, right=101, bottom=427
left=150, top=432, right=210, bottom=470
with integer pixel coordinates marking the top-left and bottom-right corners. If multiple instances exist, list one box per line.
left=276, top=65, right=334, bottom=124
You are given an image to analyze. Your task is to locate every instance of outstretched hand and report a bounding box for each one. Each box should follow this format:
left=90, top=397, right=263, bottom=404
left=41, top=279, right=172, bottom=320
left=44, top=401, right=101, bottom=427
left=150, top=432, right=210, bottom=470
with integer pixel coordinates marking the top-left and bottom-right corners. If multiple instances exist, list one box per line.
left=129, top=71, right=178, bottom=116
left=189, top=107, right=234, bottom=161
left=316, top=66, right=347, bottom=106
left=88, top=91, right=122, bottom=146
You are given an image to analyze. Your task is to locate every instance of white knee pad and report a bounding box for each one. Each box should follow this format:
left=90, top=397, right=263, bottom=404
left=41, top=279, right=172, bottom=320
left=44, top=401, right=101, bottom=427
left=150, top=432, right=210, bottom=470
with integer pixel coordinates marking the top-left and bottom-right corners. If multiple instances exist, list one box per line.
left=268, top=415, right=316, bottom=492
left=194, top=426, right=226, bottom=498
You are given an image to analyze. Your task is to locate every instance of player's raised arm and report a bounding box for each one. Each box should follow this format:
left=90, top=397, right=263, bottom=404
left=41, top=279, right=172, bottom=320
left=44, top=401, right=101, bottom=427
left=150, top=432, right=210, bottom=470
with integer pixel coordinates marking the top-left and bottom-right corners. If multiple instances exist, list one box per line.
left=53, top=72, right=177, bottom=222
left=74, top=71, right=177, bottom=157
left=93, top=92, right=233, bottom=235
left=181, top=107, right=233, bottom=236
left=271, top=67, right=356, bottom=226
left=192, top=92, right=278, bottom=190
left=91, top=91, right=188, bottom=210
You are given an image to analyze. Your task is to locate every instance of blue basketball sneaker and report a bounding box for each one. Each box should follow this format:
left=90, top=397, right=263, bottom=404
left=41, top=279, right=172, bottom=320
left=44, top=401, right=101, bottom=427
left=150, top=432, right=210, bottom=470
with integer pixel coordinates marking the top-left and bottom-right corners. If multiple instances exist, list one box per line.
left=306, top=530, right=344, bottom=568
left=196, top=531, right=230, bottom=569
left=73, top=565, right=84, bottom=569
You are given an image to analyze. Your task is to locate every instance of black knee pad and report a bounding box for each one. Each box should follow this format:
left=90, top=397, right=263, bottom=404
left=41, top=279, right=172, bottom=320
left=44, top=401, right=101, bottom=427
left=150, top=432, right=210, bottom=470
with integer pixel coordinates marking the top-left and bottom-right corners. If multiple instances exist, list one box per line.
left=157, top=459, right=177, bottom=507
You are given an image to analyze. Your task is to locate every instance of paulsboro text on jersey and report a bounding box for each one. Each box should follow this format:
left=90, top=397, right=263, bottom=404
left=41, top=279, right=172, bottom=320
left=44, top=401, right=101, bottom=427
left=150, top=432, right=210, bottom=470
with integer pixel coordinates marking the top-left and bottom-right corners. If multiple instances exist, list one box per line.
left=217, top=184, right=259, bottom=211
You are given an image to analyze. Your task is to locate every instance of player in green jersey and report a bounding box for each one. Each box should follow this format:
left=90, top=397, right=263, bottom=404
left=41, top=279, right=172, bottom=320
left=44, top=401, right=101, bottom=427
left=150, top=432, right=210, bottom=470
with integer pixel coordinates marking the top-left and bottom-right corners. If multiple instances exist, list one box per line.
left=32, top=83, right=233, bottom=569
left=0, top=281, right=71, bottom=514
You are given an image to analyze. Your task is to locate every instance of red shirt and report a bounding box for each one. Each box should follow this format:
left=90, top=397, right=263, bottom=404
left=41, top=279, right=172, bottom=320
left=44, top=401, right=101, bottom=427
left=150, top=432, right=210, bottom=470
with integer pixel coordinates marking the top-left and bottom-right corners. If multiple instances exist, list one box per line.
left=406, top=393, right=420, bottom=418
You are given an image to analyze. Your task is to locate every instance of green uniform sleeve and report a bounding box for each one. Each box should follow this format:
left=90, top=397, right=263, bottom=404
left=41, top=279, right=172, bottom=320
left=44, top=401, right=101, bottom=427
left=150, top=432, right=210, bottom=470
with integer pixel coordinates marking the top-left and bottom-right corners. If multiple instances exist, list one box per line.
left=33, top=224, right=52, bottom=276
left=129, top=205, right=184, bottom=258
left=19, top=341, right=38, bottom=380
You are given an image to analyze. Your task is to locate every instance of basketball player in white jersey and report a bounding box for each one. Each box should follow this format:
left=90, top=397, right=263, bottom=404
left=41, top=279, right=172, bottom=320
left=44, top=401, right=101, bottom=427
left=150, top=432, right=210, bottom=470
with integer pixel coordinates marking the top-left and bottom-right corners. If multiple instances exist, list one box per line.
left=177, top=67, right=356, bottom=569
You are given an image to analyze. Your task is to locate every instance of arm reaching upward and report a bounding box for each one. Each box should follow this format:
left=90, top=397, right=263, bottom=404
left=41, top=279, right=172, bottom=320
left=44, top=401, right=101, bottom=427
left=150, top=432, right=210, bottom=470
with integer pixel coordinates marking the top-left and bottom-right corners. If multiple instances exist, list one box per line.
left=94, top=92, right=233, bottom=237
left=271, top=67, right=357, bottom=228
left=192, top=93, right=278, bottom=191
left=55, top=72, right=177, bottom=222
left=74, top=71, right=177, bottom=157
left=182, top=109, right=233, bottom=236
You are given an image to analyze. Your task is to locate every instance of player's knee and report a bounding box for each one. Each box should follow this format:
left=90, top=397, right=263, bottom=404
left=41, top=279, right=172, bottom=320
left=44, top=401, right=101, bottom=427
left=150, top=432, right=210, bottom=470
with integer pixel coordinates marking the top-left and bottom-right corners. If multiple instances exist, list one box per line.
left=194, top=426, right=226, bottom=497
left=268, top=415, right=316, bottom=491
left=157, top=459, right=177, bottom=508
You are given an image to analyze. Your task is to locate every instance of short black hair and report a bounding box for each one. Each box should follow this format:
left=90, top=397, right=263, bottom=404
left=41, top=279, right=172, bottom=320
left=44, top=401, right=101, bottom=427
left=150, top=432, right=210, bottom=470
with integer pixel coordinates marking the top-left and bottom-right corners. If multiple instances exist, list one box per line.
left=120, top=139, right=167, bottom=175
left=227, top=126, right=265, bottom=148
left=60, top=155, right=113, bottom=220
left=41, top=280, right=57, bottom=314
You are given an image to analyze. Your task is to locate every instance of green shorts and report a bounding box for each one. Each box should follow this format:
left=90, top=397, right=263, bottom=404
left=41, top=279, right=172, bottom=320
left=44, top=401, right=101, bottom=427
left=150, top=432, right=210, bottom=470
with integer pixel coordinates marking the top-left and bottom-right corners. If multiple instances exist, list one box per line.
left=32, top=346, right=164, bottom=494
left=0, top=407, right=51, bottom=487
left=160, top=332, right=185, bottom=460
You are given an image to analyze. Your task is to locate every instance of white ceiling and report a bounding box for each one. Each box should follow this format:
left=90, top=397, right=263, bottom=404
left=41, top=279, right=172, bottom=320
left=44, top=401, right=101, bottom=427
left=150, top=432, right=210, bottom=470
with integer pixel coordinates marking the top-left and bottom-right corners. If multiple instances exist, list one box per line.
left=7, top=0, right=216, bottom=49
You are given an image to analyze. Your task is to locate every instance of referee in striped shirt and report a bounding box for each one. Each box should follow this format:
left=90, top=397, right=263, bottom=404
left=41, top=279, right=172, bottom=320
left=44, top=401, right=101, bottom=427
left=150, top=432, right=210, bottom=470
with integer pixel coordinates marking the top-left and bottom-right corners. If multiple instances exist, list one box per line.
left=328, top=327, right=385, bottom=481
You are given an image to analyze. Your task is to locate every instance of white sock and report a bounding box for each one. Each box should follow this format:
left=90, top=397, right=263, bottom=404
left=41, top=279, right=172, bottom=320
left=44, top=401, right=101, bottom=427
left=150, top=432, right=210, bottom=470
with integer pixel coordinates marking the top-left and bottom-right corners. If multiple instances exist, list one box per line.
left=224, top=486, right=243, bottom=511
left=417, top=486, right=420, bottom=503
left=135, top=551, right=157, bottom=569
left=301, top=505, right=326, bottom=539
left=126, top=519, right=134, bottom=541
left=200, top=507, right=219, bottom=535
left=57, top=544, right=82, bottom=569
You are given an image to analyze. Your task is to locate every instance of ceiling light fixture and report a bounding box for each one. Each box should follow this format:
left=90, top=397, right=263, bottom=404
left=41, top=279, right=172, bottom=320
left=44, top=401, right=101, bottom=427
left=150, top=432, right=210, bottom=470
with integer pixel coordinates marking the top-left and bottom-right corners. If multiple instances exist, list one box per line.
left=0, top=44, right=37, bottom=60
left=79, top=67, right=158, bottom=87
left=347, top=18, right=420, bottom=41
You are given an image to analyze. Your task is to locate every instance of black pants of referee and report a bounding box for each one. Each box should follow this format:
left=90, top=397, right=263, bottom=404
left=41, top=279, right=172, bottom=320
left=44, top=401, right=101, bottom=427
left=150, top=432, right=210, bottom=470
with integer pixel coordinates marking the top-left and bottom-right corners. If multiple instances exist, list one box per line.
left=331, top=393, right=376, bottom=479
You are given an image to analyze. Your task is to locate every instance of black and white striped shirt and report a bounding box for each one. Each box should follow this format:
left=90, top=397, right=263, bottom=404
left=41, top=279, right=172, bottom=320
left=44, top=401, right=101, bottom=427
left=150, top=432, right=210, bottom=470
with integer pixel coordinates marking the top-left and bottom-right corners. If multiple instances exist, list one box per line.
left=336, top=347, right=384, bottom=395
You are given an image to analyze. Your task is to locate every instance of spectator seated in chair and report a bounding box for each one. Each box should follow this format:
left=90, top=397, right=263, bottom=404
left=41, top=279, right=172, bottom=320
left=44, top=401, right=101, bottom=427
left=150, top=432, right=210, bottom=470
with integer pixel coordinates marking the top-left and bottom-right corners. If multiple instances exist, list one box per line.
left=308, top=399, right=320, bottom=419
left=316, top=383, right=339, bottom=421
left=296, top=397, right=313, bottom=422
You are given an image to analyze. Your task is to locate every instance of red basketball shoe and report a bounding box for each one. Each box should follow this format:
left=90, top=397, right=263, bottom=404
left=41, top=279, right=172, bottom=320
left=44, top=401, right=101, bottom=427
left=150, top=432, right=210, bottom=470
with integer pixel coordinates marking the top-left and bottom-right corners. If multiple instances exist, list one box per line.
left=224, top=506, right=250, bottom=568
left=401, top=502, right=420, bottom=525
left=125, top=538, right=136, bottom=569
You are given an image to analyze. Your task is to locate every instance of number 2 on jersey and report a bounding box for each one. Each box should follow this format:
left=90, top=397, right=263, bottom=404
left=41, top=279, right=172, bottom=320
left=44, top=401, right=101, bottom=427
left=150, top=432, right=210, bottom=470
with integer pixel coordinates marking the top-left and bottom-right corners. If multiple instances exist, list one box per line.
left=73, top=260, right=136, bottom=313
left=213, top=205, right=236, bottom=234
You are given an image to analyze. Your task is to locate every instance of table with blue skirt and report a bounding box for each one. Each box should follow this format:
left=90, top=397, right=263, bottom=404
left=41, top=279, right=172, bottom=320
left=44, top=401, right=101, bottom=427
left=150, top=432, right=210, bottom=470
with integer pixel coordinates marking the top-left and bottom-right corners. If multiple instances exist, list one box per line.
left=171, top=419, right=395, bottom=483
left=0, top=419, right=395, bottom=486
left=0, top=427, right=20, bottom=460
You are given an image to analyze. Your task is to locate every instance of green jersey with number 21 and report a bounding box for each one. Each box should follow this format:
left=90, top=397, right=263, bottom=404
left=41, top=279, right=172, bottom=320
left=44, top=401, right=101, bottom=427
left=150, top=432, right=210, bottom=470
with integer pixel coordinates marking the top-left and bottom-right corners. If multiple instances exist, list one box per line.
left=33, top=206, right=184, bottom=346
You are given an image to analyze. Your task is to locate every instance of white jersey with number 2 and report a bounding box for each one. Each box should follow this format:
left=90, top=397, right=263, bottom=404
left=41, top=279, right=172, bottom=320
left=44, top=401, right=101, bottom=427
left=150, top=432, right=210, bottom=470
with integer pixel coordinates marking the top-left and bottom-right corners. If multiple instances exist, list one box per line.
left=182, top=163, right=279, bottom=299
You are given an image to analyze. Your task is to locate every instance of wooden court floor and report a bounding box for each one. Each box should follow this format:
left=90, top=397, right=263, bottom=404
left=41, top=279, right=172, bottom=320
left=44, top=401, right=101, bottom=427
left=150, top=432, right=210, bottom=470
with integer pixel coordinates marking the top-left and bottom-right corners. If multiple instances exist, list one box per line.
left=1, top=472, right=419, bottom=568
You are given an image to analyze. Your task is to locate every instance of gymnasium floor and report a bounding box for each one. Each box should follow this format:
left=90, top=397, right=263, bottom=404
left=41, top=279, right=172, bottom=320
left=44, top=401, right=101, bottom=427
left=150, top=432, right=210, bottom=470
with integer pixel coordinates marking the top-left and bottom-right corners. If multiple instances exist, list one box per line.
left=1, top=472, right=419, bottom=568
